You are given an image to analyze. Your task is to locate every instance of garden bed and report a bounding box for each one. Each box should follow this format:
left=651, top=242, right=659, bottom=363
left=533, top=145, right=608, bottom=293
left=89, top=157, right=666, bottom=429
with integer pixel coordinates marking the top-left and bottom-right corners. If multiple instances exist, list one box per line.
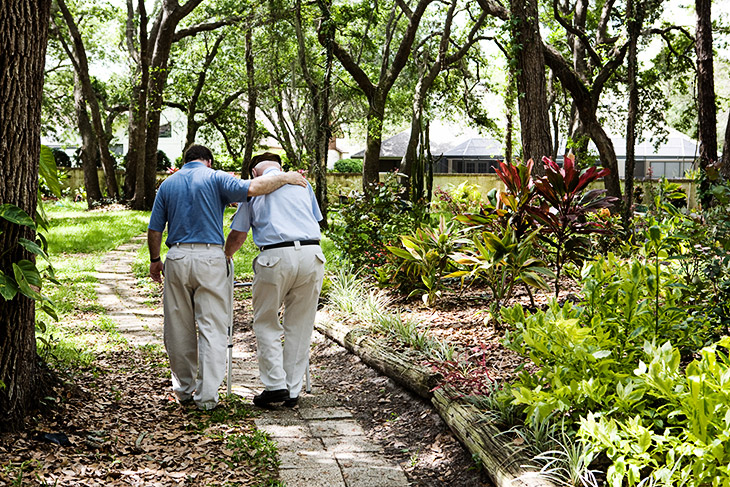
left=314, top=279, right=583, bottom=487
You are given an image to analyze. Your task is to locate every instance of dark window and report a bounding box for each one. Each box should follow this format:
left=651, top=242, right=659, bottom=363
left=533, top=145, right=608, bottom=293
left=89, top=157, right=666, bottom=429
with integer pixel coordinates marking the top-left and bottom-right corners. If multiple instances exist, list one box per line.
left=159, top=123, right=172, bottom=138
left=478, top=162, right=488, bottom=173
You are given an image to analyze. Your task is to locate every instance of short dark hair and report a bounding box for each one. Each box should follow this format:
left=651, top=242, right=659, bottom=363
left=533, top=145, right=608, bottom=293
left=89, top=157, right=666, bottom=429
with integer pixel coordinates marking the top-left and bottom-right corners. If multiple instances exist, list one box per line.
left=184, top=145, right=214, bottom=164
left=249, top=152, right=282, bottom=177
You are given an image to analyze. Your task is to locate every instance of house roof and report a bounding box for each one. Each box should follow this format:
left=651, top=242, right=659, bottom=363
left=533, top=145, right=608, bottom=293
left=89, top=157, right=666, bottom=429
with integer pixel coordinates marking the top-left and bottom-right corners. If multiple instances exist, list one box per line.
left=350, top=123, right=482, bottom=159
left=443, top=138, right=503, bottom=158
left=351, top=127, right=699, bottom=161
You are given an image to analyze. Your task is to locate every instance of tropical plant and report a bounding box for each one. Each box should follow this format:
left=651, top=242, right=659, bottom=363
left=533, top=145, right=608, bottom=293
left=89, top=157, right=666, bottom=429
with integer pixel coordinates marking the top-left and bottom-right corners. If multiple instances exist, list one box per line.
left=449, top=226, right=553, bottom=312
left=0, top=147, right=62, bottom=324
left=527, top=155, right=618, bottom=297
left=386, top=215, right=460, bottom=306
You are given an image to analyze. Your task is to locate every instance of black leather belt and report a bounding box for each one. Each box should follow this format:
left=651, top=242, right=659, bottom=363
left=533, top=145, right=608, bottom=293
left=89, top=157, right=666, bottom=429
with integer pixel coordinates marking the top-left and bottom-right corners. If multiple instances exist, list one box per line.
left=259, top=240, right=320, bottom=251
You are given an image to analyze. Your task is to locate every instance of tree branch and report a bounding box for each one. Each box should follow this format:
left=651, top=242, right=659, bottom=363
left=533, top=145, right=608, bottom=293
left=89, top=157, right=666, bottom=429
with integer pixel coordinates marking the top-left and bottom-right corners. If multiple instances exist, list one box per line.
left=172, top=17, right=243, bottom=42
left=474, top=0, right=508, bottom=21
left=551, top=0, right=602, bottom=68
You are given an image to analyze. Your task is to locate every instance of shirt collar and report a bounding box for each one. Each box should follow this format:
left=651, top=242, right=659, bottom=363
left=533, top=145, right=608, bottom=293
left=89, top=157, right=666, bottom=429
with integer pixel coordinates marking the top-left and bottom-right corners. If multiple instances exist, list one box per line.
left=262, top=167, right=282, bottom=176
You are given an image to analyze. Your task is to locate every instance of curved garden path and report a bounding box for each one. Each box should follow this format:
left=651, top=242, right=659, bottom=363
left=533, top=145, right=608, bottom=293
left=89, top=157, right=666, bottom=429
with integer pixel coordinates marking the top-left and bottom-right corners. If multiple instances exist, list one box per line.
left=94, top=236, right=410, bottom=487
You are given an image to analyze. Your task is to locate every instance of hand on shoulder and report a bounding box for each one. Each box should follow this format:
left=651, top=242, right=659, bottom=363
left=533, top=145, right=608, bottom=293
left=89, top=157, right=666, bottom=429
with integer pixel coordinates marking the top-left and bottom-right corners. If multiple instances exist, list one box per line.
left=286, top=171, right=307, bottom=187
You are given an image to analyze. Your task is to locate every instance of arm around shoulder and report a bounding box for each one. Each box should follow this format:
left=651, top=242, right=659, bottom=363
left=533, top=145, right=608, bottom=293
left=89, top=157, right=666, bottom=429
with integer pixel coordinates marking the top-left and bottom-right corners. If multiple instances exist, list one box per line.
left=248, top=171, right=306, bottom=196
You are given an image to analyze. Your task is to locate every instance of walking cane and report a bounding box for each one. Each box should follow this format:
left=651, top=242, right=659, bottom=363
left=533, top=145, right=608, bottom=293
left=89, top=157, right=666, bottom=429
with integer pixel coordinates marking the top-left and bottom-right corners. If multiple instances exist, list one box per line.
left=227, top=259, right=235, bottom=396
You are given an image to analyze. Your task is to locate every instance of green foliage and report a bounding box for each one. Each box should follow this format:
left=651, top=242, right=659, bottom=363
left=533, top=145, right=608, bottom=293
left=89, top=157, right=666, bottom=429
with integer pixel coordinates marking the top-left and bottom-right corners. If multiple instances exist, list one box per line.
left=386, top=216, right=460, bottom=306
left=580, top=338, right=730, bottom=487
left=332, top=158, right=363, bottom=173
left=327, top=172, right=425, bottom=272
left=431, top=182, right=485, bottom=221
left=450, top=227, right=553, bottom=312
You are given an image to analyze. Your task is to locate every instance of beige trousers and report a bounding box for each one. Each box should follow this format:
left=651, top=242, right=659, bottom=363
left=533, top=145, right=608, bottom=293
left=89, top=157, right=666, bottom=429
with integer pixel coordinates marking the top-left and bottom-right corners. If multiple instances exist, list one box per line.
left=163, top=243, right=231, bottom=410
left=252, top=245, right=325, bottom=399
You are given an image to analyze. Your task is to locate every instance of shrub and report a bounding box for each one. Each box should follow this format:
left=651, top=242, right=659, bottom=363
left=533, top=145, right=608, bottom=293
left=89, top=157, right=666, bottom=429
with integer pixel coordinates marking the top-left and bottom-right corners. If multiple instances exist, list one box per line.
left=431, top=182, right=485, bottom=220
left=327, top=172, right=425, bottom=272
left=386, top=215, right=460, bottom=306
left=156, top=149, right=171, bottom=171
left=52, top=149, right=72, bottom=168
left=332, top=158, right=363, bottom=173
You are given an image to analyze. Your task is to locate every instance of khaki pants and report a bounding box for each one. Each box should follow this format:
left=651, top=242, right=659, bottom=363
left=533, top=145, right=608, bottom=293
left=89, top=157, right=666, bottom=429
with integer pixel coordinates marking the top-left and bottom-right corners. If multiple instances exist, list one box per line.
left=252, top=245, right=325, bottom=399
left=163, top=243, right=231, bottom=410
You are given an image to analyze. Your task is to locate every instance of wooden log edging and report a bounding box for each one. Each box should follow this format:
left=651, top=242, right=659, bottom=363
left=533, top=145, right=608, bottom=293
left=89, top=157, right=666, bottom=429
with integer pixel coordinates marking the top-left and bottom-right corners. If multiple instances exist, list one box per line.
left=314, top=312, right=556, bottom=487
left=314, top=313, right=439, bottom=399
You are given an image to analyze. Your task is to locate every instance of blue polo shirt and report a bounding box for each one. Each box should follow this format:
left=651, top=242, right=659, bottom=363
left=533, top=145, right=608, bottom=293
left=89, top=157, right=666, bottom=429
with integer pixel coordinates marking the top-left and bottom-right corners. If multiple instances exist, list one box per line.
left=230, top=168, right=322, bottom=247
left=149, top=161, right=251, bottom=247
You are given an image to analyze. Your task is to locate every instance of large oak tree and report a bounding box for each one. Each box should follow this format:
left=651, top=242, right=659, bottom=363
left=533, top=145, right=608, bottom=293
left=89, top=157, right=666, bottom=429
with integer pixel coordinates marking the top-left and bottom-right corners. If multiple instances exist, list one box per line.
left=0, top=0, right=52, bottom=431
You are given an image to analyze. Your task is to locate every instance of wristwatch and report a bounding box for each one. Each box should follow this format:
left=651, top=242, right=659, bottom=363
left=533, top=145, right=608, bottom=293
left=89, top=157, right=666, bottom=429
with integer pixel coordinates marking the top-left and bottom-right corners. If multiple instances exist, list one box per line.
left=150, top=256, right=161, bottom=263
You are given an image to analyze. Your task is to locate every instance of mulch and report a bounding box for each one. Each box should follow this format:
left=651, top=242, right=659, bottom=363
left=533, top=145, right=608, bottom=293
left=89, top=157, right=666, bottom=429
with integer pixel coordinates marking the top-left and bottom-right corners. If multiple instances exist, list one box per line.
left=0, top=346, right=276, bottom=487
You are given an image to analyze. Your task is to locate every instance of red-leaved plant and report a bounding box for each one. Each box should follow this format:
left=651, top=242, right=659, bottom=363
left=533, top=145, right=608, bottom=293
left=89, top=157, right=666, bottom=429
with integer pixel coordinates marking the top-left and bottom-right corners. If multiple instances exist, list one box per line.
left=527, top=154, right=619, bottom=297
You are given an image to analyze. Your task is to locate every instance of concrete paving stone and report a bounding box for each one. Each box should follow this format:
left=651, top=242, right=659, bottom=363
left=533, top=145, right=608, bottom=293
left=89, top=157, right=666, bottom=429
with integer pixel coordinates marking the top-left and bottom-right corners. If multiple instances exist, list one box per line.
left=298, top=394, right=341, bottom=408
left=255, top=418, right=311, bottom=438
left=309, top=420, right=365, bottom=437
left=336, top=453, right=409, bottom=487
left=321, top=436, right=382, bottom=453
left=278, top=464, right=345, bottom=487
left=275, top=438, right=335, bottom=468
left=300, top=407, right=353, bottom=421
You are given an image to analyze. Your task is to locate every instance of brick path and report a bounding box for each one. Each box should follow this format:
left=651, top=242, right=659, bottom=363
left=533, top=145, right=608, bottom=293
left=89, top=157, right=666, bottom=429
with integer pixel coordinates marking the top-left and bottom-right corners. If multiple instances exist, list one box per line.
left=95, top=236, right=410, bottom=487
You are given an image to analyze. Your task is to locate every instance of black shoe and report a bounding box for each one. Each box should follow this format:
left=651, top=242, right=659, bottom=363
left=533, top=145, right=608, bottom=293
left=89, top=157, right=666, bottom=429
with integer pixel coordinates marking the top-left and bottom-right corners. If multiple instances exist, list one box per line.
left=253, top=389, right=289, bottom=407
left=283, top=396, right=299, bottom=408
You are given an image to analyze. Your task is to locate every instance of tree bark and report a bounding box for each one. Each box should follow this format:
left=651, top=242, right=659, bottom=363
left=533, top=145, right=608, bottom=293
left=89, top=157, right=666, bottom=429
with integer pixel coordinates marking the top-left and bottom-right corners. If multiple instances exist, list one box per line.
left=696, top=0, right=717, bottom=205
left=322, top=0, right=435, bottom=195
left=509, top=0, right=552, bottom=174
left=624, top=0, right=642, bottom=229
left=56, top=0, right=119, bottom=200
left=73, top=74, right=104, bottom=206
left=0, top=0, right=51, bottom=432
left=543, top=42, right=623, bottom=198
left=243, top=20, right=257, bottom=173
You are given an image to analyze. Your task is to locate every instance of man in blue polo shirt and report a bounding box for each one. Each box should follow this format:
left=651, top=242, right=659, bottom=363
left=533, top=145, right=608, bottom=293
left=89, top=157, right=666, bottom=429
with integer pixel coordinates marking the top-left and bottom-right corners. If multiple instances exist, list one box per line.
left=224, top=152, right=325, bottom=408
left=148, top=145, right=305, bottom=411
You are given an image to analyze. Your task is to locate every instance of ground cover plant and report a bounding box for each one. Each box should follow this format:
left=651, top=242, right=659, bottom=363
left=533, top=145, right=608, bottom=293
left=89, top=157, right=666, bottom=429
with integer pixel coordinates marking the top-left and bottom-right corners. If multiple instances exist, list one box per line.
left=325, top=158, right=730, bottom=486
left=0, top=200, right=283, bottom=486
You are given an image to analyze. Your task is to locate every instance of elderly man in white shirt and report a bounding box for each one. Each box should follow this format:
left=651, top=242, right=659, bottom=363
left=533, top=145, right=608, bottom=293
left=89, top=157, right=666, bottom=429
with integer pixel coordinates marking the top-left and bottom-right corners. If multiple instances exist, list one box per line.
left=225, top=152, right=325, bottom=408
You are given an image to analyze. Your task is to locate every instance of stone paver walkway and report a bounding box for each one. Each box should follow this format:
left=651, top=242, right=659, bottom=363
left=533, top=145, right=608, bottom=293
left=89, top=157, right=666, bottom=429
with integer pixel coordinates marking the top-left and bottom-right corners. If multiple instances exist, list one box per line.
left=94, top=236, right=410, bottom=487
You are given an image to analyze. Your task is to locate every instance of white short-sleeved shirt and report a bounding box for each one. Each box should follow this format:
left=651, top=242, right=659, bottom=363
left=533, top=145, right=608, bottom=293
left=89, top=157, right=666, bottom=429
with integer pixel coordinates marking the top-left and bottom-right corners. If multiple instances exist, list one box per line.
left=230, top=168, right=322, bottom=247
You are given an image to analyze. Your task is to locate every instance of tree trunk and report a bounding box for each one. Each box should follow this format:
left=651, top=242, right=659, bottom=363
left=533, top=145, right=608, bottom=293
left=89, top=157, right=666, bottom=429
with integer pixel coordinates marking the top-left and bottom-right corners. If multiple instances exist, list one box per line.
left=362, top=94, right=387, bottom=193
left=73, top=74, right=104, bottom=206
left=57, top=0, right=119, bottom=201
left=509, top=0, right=551, bottom=175
left=543, top=43, right=623, bottom=198
left=0, top=0, right=51, bottom=432
left=127, top=0, right=149, bottom=208
left=243, top=22, right=257, bottom=173
left=401, top=81, right=425, bottom=199
left=624, top=0, right=641, bottom=229
left=696, top=0, right=717, bottom=206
